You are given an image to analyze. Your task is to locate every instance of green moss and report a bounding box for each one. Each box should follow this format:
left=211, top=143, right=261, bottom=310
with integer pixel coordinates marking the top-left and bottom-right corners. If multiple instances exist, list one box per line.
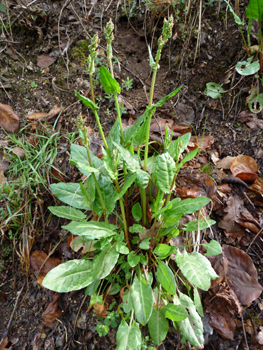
left=71, top=39, right=90, bottom=66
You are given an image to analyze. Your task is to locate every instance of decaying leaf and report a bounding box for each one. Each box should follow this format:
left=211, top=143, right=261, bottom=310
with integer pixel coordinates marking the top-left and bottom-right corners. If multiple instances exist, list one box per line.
left=237, top=110, right=263, bottom=129
left=188, top=135, right=215, bottom=151
left=0, top=153, right=9, bottom=171
left=11, top=147, right=25, bottom=157
left=230, top=155, right=258, bottom=182
left=37, top=54, right=55, bottom=68
left=25, top=106, right=63, bottom=121
left=0, top=103, right=19, bottom=132
left=30, top=251, right=61, bottom=280
left=42, top=293, right=62, bottom=326
left=217, top=156, right=235, bottom=169
left=248, top=178, right=263, bottom=206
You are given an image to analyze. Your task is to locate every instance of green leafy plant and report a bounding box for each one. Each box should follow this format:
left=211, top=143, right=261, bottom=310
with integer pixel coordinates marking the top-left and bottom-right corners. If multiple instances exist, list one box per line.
left=122, top=77, right=133, bottom=90
left=43, top=17, right=222, bottom=349
left=206, top=0, right=263, bottom=113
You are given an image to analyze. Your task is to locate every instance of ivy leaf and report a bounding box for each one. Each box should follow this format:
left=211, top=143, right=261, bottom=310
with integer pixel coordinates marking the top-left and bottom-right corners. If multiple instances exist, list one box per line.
left=148, top=308, right=169, bottom=345
left=115, top=319, right=141, bottom=350
left=130, top=275, right=153, bottom=325
left=206, top=82, right=227, bottom=99
left=203, top=240, right=222, bottom=256
left=100, top=65, right=121, bottom=94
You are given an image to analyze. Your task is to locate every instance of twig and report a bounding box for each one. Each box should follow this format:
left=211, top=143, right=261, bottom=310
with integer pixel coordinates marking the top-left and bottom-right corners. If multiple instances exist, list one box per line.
left=73, top=295, right=88, bottom=340
left=240, top=312, right=249, bottom=350
left=6, top=283, right=25, bottom=332
left=194, top=0, right=202, bottom=64
left=246, top=227, right=263, bottom=253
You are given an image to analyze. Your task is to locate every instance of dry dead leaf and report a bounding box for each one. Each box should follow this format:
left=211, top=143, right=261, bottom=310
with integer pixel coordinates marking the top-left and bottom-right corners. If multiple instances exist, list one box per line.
left=0, top=103, right=19, bottom=132
left=230, top=155, right=258, bottom=182
left=237, top=110, right=263, bottom=129
left=256, top=326, right=263, bottom=345
left=93, top=301, right=108, bottom=317
left=0, top=153, right=9, bottom=171
left=217, top=156, right=235, bottom=169
left=25, top=112, right=47, bottom=120
left=11, top=147, right=25, bottom=157
left=30, top=251, right=61, bottom=277
left=150, top=118, right=173, bottom=134
left=188, top=135, right=214, bottom=151
left=0, top=337, right=9, bottom=350
left=26, top=107, right=62, bottom=121
left=42, top=293, right=62, bottom=326
left=37, top=54, right=55, bottom=68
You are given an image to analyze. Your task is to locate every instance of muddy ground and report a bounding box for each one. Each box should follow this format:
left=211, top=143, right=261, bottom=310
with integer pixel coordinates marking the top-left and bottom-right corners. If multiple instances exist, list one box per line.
left=0, top=0, right=263, bottom=349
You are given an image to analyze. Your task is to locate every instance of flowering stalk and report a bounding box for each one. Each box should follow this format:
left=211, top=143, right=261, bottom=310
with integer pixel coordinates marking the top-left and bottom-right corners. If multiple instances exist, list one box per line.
left=87, top=33, right=100, bottom=103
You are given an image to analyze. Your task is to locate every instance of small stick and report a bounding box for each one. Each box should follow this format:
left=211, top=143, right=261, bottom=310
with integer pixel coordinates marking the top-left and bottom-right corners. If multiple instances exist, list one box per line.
left=246, top=227, right=263, bottom=253
left=6, top=283, right=25, bottom=332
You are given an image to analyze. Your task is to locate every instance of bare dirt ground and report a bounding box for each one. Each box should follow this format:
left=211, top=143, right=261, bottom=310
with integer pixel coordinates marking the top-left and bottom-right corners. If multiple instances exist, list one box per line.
left=0, top=0, right=263, bottom=349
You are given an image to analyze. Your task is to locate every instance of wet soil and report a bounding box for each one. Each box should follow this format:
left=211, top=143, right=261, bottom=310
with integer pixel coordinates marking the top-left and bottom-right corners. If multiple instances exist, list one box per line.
left=0, top=0, right=263, bottom=349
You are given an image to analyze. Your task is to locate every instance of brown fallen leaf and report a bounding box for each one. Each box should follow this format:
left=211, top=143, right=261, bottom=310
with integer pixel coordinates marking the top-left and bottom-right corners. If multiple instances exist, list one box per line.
left=42, top=293, right=62, bottom=326
left=11, top=147, right=25, bottom=157
left=0, top=153, right=9, bottom=171
left=188, top=135, right=215, bottom=151
left=237, top=110, right=263, bottom=129
left=0, top=336, right=9, bottom=350
left=0, top=103, right=19, bottom=132
left=26, top=106, right=63, bottom=121
left=37, top=54, right=55, bottom=68
left=230, top=155, right=258, bottom=182
left=217, top=156, right=235, bottom=170
left=30, top=250, right=61, bottom=278
left=150, top=118, right=173, bottom=134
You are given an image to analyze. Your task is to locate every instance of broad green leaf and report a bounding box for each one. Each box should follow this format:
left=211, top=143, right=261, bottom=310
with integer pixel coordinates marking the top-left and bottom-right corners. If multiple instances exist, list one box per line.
left=175, top=250, right=217, bottom=290
left=93, top=174, right=115, bottom=217
left=136, top=170, right=150, bottom=189
left=236, top=57, right=260, bottom=76
left=85, top=280, right=101, bottom=296
left=128, top=251, right=140, bottom=267
left=156, top=261, right=176, bottom=295
left=131, top=119, right=148, bottom=147
left=206, top=82, right=227, bottom=99
left=115, top=173, right=137, bottom=201
left=224, top=0, right=245, bottom=25
left=168, top=132, right=191, bottom=160
left=129, top=224, right=145, bottom=234
left=0, top=3, right=6, bottom=12
left=163, top=303, right=188, bottom=321
left=151, top=198, right=181, bottom=219
left=108, top=119, right=121, bottom=153
left=92, top=244, right=119, bottom=280
left=123, top=290, right=133, bottom=313
left=132, top=202, right=142, bottom=222
left=116, top=242, right=129, bottom=255
left=90, top=293, right=103, bottom=307
left=165, top=197, right=211, bottom=218
left=194, top=287, right=204, bottom=317
left=50, top=183, right=90, bottom=210
left=115, top=319, right=141, bottom=350
left=49, top=206, right=86, bottom=221
left=148, top=308, right=169, bottom=345
left=102, top=147, right=117, bottom=180
left=113, top=142, right=140, bottom=172
left=108, top=283, right=121, bottom=295
left=155, top=152, right=176, bottom=193
left=191, top=251, right=219, bottom=280
left=182, top=219, right=216, bottom=231
left=76, top=92, right=98, bottom=110
left=62, top=221, right=118, bottom=240
left=123, top=110, right=148, bottom=145
left=248, top=92, right=263, bottom=114
left=246, top=0, right=263, bottom=21
left=130, top=275, right=153, bottom=325
left=153, top=244, right=172, bottom=259
left=43, top=259, right=94, bottom=292
left=173, top=292, right=204, bottom=348
left=153, top=85, right=183, bottom=107
left=203, top=240, right=222, bottom=256
left=70, top=144, right=104, bottom=176
left=100, top=65, right=121, bottom=94
left=85, top=174, right=96, bottom=203
left=139, top=237, right=150, bottom=250
left=175, top=148, right=198, bottom=172
left=73, top=161, right=99, bottom=174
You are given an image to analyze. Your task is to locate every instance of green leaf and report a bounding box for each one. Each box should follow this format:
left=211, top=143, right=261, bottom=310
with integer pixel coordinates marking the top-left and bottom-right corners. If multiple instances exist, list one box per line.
left=72, top=161, right=99, bottom=174
left=70, top=144, right=104, bottom=176
left=115, top=319, right=141, bottom=350
left=129, top=224, right=145, bottom=234
left=132, top=202, right=142, bottom=222
left=153, top=85, right=183, bottom=108
left=100, top=65, right=121, bottom=94
left=175, top=250, right=218, bottom=291
left=236, top=57, right=260, bottom=76
left=62, top=221, right=118, bottom=240
left=224, top=0, right=245, bottom=25
left=93, top=174, right=115, bottom=217
left=85, top=174, right=96, bottom=203
left=175, top=148, right=198, bottom=172
left=102, top=147, right=117, bottom=180
left=130, top=275, right=153, bottom=325
left=116, top=242, right=129, bottom=255
left=246, top=0, right=263, bottom=21
left=123, top=111, right=148, bottom=145
left=43, top=259, right=94, bottom=292
left=49, top=206, right=86, bottom=221
left=156, top=261, right=176, bottom=295
left=182, top=219, right=216, bottom=231
left=151, top=198, right=181, bottom=219
left=113, top=142, right=140, bottom=172
left=148, top=308, right=169, bottom=345
left=203, top=240, right=222, bottom=256
left=163, top=303, right=188, bottom=321
left=206, top=82, right=227, bottom=99
left=194, top=287, right=204, bottom=317
left=173, top=292, right=204, bottom=348
left=123, top=290, right=133, bottom=313
left=136, top=170, right=150, bottom=189
left=108, top=119, right=120, bottom=153
left=85, top=280, right=101, bottom=296
left=148, top=45, right=156, bottom=69
left=139, top=237, right=150, bottom=250
left=155, top=152, right=176, bottom=193
left=90, top=293, right=103, bottom=307
left=165, top=197, right=211, bottom=218
left=128, top=251, right=140, bottom=267
left=168, top=132, right=191, bottom=160
left=76, top=92, right=99, bottom=110
left=248, top=92, right=263, bottom=114
left=115, top=173, right=137, bottom=201
left=50, top=183, right=90, bottom=210
left=92, top=244, right=119, bottom=280
left=153, top=244, right=172, bottom=259
left=0, top=3, right=6, bottom=12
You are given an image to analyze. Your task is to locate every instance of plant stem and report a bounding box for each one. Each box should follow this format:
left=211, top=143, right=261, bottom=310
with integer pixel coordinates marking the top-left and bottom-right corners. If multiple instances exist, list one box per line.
left=114, top=93, right=125, bottom=143
left=93, top=109, right=110, bottom=156
left=89, top=73, right=95, bottom=104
